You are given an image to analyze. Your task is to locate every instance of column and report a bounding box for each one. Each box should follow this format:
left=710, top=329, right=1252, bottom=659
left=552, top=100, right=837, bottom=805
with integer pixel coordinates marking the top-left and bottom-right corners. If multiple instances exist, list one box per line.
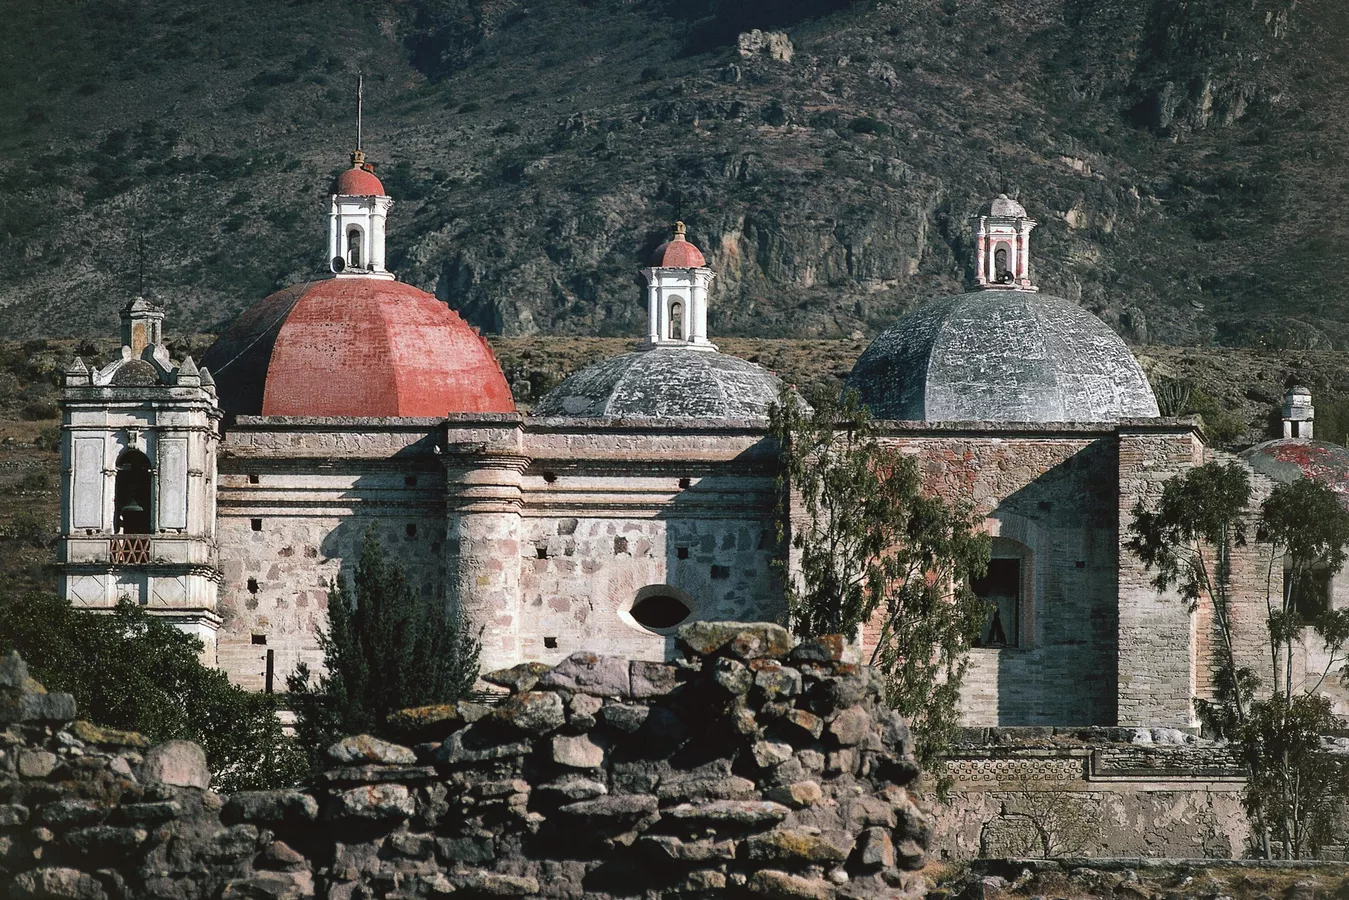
left=645, top=275, right=661, bottom=346
left=975, top=228, right=988, bottom=284
left=691, top=275, right=710, bottom=345
left=444, top=451, right=528, bottom=672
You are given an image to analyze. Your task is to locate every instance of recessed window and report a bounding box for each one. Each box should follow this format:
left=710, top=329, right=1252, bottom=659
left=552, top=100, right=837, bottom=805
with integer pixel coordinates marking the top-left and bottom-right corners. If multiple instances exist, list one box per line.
left=536, top=546, right=548, bottom=559
left=973, top=558, right=1021, bottom=648
left=248, top=474, right=260, bottom=485
left=676, top=546, right=690, bottom=560
left=1289, top=568, right=1333, bottom=624
left=630, top=594, right=691, bottom=630
left=406, top=523, right=418, bottom=539
left=679, top=477, right=692, bottom=489
left=250, top=518, right=263, bottom=532
left=710, top=565, right=730, bottom=580
left=247, top=578, right=259, bottom=594
left=544, top=636, right=558, bottom=649
left=251, top=634, right=267, bottom=646
left=542, top=471, right=558, bottom=484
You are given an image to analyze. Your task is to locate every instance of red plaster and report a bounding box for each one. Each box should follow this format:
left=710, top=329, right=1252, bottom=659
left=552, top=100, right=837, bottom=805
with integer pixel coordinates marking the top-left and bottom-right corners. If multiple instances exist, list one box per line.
left=335, top=166, right=386, bottom=196
left=651, top=236, right=707, bottom=268
left=259, top=279, right=515, bottom=417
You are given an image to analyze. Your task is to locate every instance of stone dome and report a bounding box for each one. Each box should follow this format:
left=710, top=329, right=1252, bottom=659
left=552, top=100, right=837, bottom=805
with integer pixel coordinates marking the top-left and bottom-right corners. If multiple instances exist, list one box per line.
left=984, top=193, right=1027, bottom=218
left=651, top=223, right=707, bottom=268
left=201, top=279, right=514, bottom=417
left=846, top=291, right=1160, bottom=423
left=532, top=349, right=782, bottom=419
left=1240, top=439, right=1349, bottom=509
left=335, top=163, right=385, bottom=196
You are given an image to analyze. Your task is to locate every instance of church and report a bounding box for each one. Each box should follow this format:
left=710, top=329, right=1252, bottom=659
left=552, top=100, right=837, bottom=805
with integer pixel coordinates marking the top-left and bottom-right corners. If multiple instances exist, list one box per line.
left=56, top=149, right=1349, bottom=730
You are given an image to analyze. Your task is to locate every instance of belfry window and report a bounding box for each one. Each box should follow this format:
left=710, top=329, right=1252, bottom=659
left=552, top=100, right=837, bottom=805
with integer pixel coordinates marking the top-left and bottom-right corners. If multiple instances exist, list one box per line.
left=114, top=449, right=152, bottom=535
left=347, top=228, right=362, bottom=269
left=994, top=246, right=1012, bottom=284
left=668, top=300, right=684, bottom=341
left=973, top=558, right=1021, bottom=648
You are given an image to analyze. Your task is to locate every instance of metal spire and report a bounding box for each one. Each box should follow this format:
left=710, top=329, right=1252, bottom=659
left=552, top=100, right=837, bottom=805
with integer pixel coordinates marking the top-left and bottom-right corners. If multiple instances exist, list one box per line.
left=356, top=73, right=363, bottom=152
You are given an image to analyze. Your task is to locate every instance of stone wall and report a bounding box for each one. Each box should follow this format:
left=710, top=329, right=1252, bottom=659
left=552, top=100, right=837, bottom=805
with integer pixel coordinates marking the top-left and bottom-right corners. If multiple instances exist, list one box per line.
left=0, top=623, right=930, bottom=900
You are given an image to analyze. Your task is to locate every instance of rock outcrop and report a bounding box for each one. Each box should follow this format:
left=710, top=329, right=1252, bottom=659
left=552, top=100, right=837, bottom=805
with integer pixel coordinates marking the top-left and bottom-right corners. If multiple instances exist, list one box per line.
left=0, top=623, right=928, bottom=899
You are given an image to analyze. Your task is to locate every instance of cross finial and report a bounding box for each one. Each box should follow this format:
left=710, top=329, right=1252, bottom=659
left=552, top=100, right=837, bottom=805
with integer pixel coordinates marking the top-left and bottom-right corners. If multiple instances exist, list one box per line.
left=137, top=233, right=145, bottom=297
left=356, top=72, right=364, bottom=152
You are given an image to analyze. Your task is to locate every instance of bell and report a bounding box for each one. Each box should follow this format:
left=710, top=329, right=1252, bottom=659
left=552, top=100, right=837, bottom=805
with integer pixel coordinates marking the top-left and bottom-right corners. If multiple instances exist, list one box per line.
left=121, top=498, right=144, bottom=515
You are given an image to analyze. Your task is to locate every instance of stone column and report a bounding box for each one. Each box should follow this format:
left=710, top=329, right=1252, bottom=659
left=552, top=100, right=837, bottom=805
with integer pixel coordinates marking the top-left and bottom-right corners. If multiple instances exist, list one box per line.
left=1116, top=425, right=1204, bottom=728
left=644, top=274, right=660, bottom=346
left=444, top=451, right=528, bottom=672
left=975, top=228, right=988, bottom=285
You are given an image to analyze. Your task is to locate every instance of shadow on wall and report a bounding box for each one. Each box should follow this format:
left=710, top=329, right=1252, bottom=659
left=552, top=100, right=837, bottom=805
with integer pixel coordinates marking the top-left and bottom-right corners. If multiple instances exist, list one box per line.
left=986, top=440, right=1120, bottom=726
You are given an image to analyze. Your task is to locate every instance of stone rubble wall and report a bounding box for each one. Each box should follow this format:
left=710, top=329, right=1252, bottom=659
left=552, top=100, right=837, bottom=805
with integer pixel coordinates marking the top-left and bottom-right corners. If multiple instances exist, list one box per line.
left=0, top=623, right=929, bottom=900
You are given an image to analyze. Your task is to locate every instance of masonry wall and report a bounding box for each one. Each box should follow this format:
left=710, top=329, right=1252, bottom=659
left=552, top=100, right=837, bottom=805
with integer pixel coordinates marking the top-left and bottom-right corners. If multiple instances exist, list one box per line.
left=873, top=427, right=1124, bottom=727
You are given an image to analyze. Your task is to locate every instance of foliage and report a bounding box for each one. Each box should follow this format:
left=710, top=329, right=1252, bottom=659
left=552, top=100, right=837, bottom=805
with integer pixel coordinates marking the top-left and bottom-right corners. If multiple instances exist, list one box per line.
left=769, top=384, right=990, bottom=781
left=0, top=593, right=303, bottom=791
left=1128, top=463, right=1349, bottom=858
left=288, top=530, right=482, bottom=769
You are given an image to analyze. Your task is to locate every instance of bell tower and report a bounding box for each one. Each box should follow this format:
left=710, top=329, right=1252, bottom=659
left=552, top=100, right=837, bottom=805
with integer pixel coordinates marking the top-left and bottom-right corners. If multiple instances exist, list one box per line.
left=640, top=222, right=717, bottom=351
left=971, top=194, right=1038, bottom=292
left=329, top=150, right=394, bottom=279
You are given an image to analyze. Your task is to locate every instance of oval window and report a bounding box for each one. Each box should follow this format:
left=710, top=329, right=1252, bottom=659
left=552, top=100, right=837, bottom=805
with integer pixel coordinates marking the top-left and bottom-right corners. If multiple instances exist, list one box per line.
left=630, top=594, right=691, bottom=630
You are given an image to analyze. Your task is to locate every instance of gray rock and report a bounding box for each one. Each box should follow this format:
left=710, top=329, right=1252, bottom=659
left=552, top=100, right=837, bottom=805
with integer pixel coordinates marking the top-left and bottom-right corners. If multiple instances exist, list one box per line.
left=772, top=708, right=824, bottom=742
left=664, top=800, right=790, bottom=826
left=827, top=707, right=872, bottom=746
left=639, top=834, right=737, bottom=861
left=789, top=635, right=846, bottom=663
left=742, top=828, right=854, bottom=863
left=764, top=780, right=823, bottom=808
left=115, top=801, right=181, bottom=824
left=138, top=740, right=210, bottom=790
left=556, top=794, right=659, bottom=822
left=857, top=826, right=894, bottom=869
left=676, top=621, right=793, bottom=660
left=630, top=660, right=679, bottom=698
left=656, top=774, right=756, bottom=803
left=538, top=652, right=631, bottom=697
left=599, top=703, right=649, bottom=733
left=753, top=664, right=803, bottom=700
left=747, top=869, right=835, bottom=900
left=10, top=867, right=108, bottom=900
left=0, top=803, right=28, bottom=826
left=328, top=784, right=416, bottom=821
left=481, top=661, right=551, bottom=693
left=259, top=839, right=311, bottom=871
left=40, top=799, right=104, bottom=827
left=203, top=825, right=262, bottom=862
left=326, top=734, right=417, bottom=766
left=752, top=740, right=794, bottom=769
left=64, top=825, right=148, bottom=853
left=552, top=734, right=605, bottom=769
left=449, top=870, right=540, bottom=896
left=565, top=692, right=603, bottom=728
left=711, top=657, right=753, bottom=695
left=18, top=749, right=57, bottom=778
left=437, top=725, right=532, bottom=766
left=438, top=833, right=496, bottom=864
left=223, top=791, right=319, bottom=826
left=220, top=871, right=315, bottom=900
left=493, top=691, right=567, bottom=734
left=536, top=777, right=608, bottom=802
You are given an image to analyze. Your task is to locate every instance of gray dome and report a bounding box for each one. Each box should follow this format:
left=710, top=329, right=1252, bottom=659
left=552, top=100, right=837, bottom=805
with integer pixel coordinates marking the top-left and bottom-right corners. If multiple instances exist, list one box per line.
left=533, top=349, right=783, bottom=419
left=846, top=291, right=1160, bottom=423
left=985, top=194, right=1027, bottom=218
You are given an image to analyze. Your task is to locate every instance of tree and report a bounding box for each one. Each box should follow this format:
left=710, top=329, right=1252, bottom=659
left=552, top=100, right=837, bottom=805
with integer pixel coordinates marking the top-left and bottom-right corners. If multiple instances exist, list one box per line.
left=769, top=384, right=990, bottom=777
left=288, top=529, right=481, bottom=768
left=0, top=593, right=303, bottom=792
left=1128, top=462, right=1349, bottom=858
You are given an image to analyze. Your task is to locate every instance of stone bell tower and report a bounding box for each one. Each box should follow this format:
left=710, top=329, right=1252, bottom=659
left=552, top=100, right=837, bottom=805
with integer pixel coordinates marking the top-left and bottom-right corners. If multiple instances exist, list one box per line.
left=971, top=194, right=1038, bottom=292
left=639, top=222, right=717, bottom=350
left=329, top=150, right=394, bottom=279
left=58, top=298, right=223, bottom=661
left=1282, top=385, right=1315, bottom=439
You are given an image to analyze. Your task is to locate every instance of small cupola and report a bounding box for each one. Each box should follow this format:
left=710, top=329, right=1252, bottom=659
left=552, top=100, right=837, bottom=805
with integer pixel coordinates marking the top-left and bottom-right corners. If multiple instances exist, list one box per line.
left=120, top=297, right=164, bottom=358
left=971, top=194, right=1038, bottom=292
left=329, top=149, right=394, bottom=279
left=640, top=222, right=716, bottom=351
left=1283, top=385, right=1315, bottom=439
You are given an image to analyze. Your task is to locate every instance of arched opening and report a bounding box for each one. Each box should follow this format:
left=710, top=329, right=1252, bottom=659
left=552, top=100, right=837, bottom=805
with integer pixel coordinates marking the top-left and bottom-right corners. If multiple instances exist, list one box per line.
left=628, top=584, right=696, bottom=633
left=668, top=299, right=684, bottom=341
left=114, top=449, right=152, bottom=535
left=347, top=227, right=363, bottom=269
left=973, top=538, right=1032, bottom=649
left=993, top=245, right=1012, bottom=284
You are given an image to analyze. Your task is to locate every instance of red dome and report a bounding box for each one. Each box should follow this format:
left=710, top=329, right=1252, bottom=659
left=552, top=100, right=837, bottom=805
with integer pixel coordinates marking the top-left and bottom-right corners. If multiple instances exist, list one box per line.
left=651, top=223, right=707, bottom=268
left=336, top=165, right=386, bottom=196
left=201, top=279, right=514, bottom=418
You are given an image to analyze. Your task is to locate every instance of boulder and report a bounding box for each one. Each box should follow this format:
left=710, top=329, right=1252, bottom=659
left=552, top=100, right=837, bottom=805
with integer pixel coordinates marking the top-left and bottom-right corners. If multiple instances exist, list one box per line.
left=138, top=740, right=210, bottom=790
left=537, top=652, right=630, bottom=697
left=494, top=691, right=567, bottom=734
left=223, top=791, right=319, bottom=826
left=629, top=660, right=678, bottom=698
left=482, top=661, right=552, bottom=693
left=67, top=720, right=151, bottom=749
left=676, top=621, right=793, bottom=660
left=328, top=784, right=416, bottom=822
left=326, top=734, right=417, bottom=766
left=748, top=869, right=835, bottom=900
left=10, top=867, right=108, bottom=900
left=663, top=800, right=790, bottom=826
left=742, top=828, right=854, bottom=863
left=552, top=734, right=605, bottom=769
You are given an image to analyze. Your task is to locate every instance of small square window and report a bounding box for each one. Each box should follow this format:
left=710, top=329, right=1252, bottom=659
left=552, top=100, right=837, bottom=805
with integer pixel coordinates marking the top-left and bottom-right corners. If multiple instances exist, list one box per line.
left=536, top=546, right=548, bottom=559
left=248, top=474, right=260, bottom=485
left=676, top=547, right=690, bottom=560
left=250, top=518, right=263, bottom=532
left=406, top=523, right=418, bottom=539
left=544, top=636, right=558, bottom=649
left=251, top=634, right=267, bottom=646
left=711, top=564, right=730, bottom=580
left=247, top=577, right=259, bottom=594
left=679, top=477, right=692, bottom=489
left=405, top=475, right=418, bottom=487
left=973, top=558, right=1021, bottom=648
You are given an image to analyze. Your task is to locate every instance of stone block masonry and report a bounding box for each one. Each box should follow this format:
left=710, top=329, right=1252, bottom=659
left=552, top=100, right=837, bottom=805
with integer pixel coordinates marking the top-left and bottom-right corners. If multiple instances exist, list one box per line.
left=0, top=623, right=929, bottom=899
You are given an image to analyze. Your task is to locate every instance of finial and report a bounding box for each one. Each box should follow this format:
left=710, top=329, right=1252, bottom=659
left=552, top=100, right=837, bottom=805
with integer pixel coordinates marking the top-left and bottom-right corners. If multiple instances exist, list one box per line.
left=356, top=72, right=364, bottom=153
left=673, top=221, right=687, bottom=240
left=351, top=149, right=366, bottom=168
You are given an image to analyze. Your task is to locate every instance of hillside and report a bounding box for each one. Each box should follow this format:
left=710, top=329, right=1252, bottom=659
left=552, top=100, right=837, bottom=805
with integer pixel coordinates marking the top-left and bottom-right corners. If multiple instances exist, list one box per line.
left=3, top=0, right=1349, bottom=348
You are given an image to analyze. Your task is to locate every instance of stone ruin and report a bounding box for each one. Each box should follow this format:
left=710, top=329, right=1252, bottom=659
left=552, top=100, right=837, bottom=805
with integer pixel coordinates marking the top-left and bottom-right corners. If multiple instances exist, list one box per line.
left=0, top=622, right=929, bottom=899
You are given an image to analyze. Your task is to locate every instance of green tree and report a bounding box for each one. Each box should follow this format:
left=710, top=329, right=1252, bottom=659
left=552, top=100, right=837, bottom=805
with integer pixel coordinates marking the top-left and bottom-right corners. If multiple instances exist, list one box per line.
left=769, top=385, right=990, bottom=778
left=1128, top=462, right=1349, bottom=858
left=288, top=529, right=481, bottom=767
left=0, top=593, right=303, bottom=792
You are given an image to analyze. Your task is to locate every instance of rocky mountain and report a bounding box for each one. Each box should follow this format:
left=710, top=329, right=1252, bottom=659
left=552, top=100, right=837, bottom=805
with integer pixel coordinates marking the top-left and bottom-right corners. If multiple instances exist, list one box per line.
left=2, top=0, right=1348, bottom=348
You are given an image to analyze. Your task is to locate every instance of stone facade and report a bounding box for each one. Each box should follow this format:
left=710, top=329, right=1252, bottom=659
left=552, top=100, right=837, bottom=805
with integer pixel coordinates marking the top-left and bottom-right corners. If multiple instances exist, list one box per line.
left=0, top=625, right=931, bottom=899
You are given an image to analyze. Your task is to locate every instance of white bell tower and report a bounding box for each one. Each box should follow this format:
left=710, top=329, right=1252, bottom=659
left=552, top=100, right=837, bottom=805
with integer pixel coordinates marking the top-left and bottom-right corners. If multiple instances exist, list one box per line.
left=971, top=194, right=1038, bottom=292
left=640, top=222, right=717, bottom=351
left=329, top=149, right=394, bottom=279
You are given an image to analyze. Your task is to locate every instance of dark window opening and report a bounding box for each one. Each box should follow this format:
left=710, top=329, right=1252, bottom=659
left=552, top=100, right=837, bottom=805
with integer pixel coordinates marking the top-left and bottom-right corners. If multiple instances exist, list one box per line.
left=114, top=449, right=152, bottom=535
left=614, top=536, right=628, bottom=555
left=676, top=546, right=690, bottom=560
left=669, top=301, right=684, bottom=341
left=973, top=558, right=1021, bottom=648
left=247, top=578, right=259, bottom=594
left=994, top=246, right=1012, bottom=284
left=405, top=475, right=418, bottom=487
left=251, top=633, right=267, bottom=645
left=1287, top=568, right=1333, bottom=624
left=536, top=546, right=548, bottom=559
left=248, top=474, right=260, bottom=484
left=679, top=476, right=692, bottom=489
left=406, top=523, right=418, bottom=539
left=631, top=594, right=692, bottom=630
left=710, top=564, right=730, bottom=580
left=544, top=636, right=558, bottom=649
left=347, top=228, right=362, bottom=268
left=250, top=518, right=263, bottom=532
left=542, top=471, right=558, bottom=484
